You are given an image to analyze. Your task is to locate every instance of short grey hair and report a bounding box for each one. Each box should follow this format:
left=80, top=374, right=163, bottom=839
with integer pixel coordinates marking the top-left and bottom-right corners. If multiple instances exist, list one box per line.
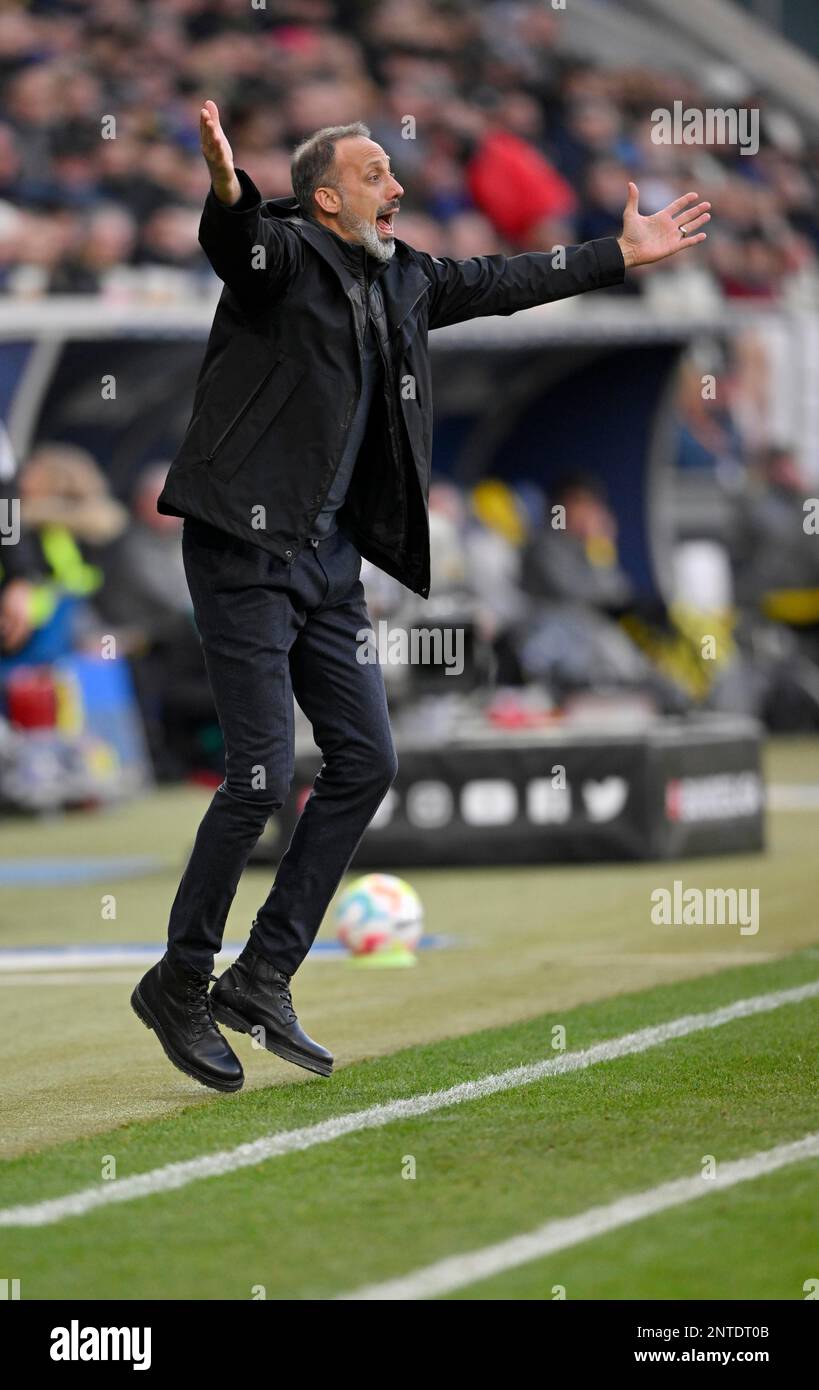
left=291, top=121, right=371, bottom=217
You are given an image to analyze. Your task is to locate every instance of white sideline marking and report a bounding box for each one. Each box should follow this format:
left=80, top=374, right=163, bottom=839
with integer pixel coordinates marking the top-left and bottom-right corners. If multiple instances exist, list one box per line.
left=0, top=940, right=446, bottom=975
left=0, top=972, right=141, bottom=987
left=340, top=1132, right=819, bottom=1300
left=0, top=945, right=243, bottom=973
left=1, top=979, right=817, bottom=1229
left=768, top=783, right=819, bottom=811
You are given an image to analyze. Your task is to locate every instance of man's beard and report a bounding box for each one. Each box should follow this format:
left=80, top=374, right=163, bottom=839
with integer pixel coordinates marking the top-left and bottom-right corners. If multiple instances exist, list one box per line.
left=336, top=202, right=396, bottom=262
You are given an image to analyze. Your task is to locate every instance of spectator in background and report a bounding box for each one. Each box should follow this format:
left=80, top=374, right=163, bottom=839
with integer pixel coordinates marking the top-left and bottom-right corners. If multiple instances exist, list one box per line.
left=674, top=349, right=746, bottom=474
left=522, top=472, right=634, bottom=612
left=465, top=478, right=531, bottom=685
left=578, top=159, right=636, bottom=243
left=463, top=119, right=578, bottom=251
left=516, top=472, right=683, bottom=705
left=727, top=444, right=819, bottom=728
left=96, top=463, right=190, bottom=636
left=94, top=464, right=215, bottom=780
left=48, top=203, right=137, bottom=294
left=0, top=441, right=127, bottom=670
left=733, top=446, right=819, bottom=610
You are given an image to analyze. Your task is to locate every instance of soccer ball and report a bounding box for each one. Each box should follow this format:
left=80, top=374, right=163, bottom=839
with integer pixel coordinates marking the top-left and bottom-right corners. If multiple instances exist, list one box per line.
left=335, top=873, right=423, bottom=957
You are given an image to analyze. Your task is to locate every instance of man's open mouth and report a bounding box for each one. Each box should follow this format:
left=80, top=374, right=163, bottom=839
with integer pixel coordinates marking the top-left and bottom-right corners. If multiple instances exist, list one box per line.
left=376, top=209, right=398, bottom=235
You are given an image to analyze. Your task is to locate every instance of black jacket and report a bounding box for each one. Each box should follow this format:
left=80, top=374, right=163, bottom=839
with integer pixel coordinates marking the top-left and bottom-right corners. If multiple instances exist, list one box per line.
left=157, top=169, right=626, bottom=597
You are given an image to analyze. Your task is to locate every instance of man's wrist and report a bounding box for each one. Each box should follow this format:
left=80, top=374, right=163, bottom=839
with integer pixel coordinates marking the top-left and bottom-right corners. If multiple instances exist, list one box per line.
left=617, top=237, right=636, bottom=269
left=210, top=172, right=242, bottom=208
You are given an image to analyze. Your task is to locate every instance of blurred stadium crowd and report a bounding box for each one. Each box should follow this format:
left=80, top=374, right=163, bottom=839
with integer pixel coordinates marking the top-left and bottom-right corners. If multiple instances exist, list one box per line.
left=1, top=0, right=819, bottom=803
left=0, top=0, right=817, bottom=303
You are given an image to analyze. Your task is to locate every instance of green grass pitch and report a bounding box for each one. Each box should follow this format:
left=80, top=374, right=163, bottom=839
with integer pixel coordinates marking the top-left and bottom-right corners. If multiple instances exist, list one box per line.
left=0, top=738, right=817, bottom=1300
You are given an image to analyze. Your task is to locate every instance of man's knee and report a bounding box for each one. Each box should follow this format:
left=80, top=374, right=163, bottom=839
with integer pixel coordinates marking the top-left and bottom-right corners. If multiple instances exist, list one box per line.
left=381, top=743, right=399, bottom=790
left=356, top=742, right=398, bottom=799
left=319, top=738, right=397, bottom=799
left=219, top=768, right=292, bottom=816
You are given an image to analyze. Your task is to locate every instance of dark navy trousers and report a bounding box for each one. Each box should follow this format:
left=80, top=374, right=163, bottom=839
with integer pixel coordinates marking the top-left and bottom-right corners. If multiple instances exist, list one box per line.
left=166, top=516, right=398, bottom=977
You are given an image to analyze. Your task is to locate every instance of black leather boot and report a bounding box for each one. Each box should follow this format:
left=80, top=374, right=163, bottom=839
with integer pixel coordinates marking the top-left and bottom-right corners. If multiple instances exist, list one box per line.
left=211, top=947, right=333, bottom=1077
left=131, top=955, right=244, bottom=1093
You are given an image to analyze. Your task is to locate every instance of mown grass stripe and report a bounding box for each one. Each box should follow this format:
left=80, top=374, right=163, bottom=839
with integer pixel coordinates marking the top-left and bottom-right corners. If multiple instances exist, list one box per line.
left=1, top=980, right=817, bottom=1229
left=340, top=1133, right=819, bottom=1299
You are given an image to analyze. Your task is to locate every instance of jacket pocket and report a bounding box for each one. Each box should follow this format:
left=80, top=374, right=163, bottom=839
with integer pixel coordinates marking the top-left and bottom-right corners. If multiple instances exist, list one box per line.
left=206, top=351, right=306, bottom=482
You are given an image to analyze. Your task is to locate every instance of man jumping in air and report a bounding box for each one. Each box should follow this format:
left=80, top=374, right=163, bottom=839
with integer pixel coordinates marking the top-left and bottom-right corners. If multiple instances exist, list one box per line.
left=132, top=100, right=710, bottom=1091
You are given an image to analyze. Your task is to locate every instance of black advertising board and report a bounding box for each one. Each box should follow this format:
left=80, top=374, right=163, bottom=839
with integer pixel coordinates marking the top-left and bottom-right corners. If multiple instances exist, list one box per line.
left=253, top=717, right=764, bottom=868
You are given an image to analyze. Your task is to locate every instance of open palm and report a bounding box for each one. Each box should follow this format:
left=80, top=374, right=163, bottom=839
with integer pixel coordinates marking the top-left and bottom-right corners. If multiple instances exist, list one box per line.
left=200, top=98, right=241, bottom=207
left=618, top=182, right=711, bottom=269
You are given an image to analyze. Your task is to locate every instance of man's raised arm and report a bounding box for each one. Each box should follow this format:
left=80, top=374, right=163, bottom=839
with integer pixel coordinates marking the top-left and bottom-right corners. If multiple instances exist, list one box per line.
left=418, top=183, right=711, bottom=331
left=197, top=100, right=300, bottom=305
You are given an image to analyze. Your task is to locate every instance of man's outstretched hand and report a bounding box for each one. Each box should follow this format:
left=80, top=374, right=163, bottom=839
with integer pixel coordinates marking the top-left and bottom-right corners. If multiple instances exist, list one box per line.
left=617, top=183, right=711, bottom=269
left=200, top=99, right=241, bottom=207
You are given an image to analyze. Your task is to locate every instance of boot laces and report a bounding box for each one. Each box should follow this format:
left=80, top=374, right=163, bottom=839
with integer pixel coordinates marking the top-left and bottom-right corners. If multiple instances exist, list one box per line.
left=185, top=971, right=217, bottom=1037
left=239, top=949, right=298, bottom=1025
left=272, top=972, right=297, bottom=1026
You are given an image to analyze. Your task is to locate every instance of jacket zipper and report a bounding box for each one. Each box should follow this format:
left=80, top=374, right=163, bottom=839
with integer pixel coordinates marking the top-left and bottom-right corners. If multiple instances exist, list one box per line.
left=206, top=356, right=281, bottom=462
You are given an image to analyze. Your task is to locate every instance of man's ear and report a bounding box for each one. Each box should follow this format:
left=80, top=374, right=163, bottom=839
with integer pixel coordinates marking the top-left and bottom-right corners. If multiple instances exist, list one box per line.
left=314, top=185, right=342, bottom=215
